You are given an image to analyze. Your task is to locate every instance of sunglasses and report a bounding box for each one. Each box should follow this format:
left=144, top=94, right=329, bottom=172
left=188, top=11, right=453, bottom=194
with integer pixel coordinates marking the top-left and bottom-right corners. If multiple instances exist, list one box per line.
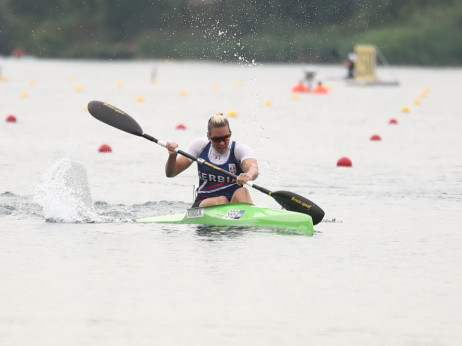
left=210, top=133, right=231, bottom=143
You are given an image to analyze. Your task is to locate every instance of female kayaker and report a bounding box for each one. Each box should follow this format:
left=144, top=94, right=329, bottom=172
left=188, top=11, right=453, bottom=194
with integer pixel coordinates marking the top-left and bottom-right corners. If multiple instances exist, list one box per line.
left=165, top=113, right=259, bottom=207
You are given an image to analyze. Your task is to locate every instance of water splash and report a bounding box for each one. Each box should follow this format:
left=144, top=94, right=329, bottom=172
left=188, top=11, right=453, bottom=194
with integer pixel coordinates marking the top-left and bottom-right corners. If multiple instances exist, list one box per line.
left=32, top=157, right=191, bottom=223
left=34, top=158, right=97, bottom=223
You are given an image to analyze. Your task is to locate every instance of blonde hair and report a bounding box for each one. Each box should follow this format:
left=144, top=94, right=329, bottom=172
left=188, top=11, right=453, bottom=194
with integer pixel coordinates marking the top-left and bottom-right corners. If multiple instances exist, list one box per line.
left=207, top=113, right=230, bottom=134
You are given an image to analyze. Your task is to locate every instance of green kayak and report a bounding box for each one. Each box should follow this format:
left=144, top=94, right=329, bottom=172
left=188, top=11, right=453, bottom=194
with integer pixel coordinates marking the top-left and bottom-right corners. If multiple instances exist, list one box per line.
left=137, top=202, right=314, bottom=236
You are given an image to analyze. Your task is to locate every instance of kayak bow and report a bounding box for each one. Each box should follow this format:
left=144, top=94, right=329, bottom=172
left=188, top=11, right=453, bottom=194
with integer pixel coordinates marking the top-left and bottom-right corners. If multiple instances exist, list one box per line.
left=136, top=203, right=314, bottom=236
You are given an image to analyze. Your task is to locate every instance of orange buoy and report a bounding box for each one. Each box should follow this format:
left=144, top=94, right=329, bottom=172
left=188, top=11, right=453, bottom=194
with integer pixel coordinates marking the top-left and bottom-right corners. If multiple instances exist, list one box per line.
left=98, top=144, right=112, bottom=153
left=291, top=83, right=308, bottom=93
left=370, top=134, right=382, bottom=141
left=175, top=124, right=186, bottom=130
left=6, top=115, right=17, bottom=122
left=337, top=157, right=352, bottom=167
left=312, top=82, right=328, bottom=94
left=389, top=118, right=398, bottom=124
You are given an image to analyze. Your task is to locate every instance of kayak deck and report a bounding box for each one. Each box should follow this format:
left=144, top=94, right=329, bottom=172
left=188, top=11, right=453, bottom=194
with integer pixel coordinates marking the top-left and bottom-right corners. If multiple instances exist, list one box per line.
left=137, top=202, right=313, bottom=236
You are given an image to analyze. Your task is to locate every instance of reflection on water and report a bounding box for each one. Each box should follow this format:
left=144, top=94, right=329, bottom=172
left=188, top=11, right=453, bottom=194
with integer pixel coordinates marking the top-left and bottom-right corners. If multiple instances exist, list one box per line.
left=194, top=224, right=316, bottom=239
left=194, top=224, right=247, bottom=240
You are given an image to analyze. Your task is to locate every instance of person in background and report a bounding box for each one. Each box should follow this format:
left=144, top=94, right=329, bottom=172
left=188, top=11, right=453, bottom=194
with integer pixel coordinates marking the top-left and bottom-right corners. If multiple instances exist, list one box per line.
left=304, top=71, right=316, bottom=90
left=165, top=113, right=259, bottom=207
left=344, top=52, right=356, bottom=78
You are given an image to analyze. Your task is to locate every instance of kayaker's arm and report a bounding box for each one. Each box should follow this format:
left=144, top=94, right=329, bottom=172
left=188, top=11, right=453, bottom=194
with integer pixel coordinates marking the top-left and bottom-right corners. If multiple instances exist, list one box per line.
left=165, top=142, right=192, bottom=177
left=237, top=158, right=258, bottom=185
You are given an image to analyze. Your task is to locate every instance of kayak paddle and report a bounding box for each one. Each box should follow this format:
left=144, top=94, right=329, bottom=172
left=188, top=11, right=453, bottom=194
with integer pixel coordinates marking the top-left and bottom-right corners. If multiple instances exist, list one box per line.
left=87, top=100, right=325, bottom=224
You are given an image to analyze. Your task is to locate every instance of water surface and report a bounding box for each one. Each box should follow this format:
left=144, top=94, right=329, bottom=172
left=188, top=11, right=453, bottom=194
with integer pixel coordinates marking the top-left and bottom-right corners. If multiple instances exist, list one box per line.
left=1, top=59, right=461, bottom=345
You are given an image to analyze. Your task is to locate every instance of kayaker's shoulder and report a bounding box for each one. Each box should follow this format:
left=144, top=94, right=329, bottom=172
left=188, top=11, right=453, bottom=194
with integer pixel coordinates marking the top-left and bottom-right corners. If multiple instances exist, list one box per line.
left=186, top=138, right=209, bottom=156
left=234, top=142, right=255, bottom=160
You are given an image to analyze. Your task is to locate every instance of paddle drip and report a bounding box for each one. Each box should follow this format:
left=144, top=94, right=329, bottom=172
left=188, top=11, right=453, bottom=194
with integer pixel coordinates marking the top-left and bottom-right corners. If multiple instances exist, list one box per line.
left=34, top=158, right=96, bottom=222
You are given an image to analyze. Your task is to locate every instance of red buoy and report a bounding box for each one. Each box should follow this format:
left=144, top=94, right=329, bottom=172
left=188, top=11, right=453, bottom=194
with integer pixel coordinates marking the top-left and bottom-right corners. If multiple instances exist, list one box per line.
left=337, top=157, right=352, bottom=167
left=6, top=115, right=17, bottom=123
left=370, top=134, right=382, bottom=141
left=98, top=144, right=112, bottom=153
left=175, top=124, right=186, bottom=130
left=12, top=47, right=25, bottom=58
left=389, top=118, right=398, bottom=124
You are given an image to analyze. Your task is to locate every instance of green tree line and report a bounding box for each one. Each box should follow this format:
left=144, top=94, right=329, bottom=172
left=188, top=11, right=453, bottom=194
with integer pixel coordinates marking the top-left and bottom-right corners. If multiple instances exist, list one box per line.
left=0, top=0, right=461, bottom=65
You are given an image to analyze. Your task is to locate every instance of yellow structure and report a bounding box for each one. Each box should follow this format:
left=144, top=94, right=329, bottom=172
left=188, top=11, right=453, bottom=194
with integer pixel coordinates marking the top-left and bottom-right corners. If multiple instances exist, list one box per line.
left=354, top=45, right=377, bottom=82
left=351, top=44, right=399, bottom=86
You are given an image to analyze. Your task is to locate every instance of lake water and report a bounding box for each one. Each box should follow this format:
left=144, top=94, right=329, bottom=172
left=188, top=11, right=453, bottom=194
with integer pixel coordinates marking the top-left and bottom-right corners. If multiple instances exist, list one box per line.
left=1, top=58, right=461, bottom=345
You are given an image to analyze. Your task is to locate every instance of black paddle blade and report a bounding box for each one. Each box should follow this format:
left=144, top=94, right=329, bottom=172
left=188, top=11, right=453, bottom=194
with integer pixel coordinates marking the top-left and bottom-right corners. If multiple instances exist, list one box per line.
left=271, top=191, right=325, bottom=225
left=88, top=100, right=143, bottom=136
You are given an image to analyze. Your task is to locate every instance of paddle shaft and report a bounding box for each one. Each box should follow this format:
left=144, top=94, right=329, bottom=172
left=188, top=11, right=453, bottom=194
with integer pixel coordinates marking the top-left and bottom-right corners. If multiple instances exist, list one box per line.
left=141, top=132, right=272, bottom=195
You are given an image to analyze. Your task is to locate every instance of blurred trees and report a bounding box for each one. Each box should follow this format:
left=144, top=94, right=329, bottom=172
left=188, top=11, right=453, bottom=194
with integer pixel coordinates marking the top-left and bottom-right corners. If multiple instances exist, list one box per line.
left=0, top=0, right=460, bottom=64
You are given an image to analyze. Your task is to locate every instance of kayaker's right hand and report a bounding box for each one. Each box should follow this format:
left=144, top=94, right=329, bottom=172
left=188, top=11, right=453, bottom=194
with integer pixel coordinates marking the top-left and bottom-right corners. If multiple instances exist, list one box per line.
left=166, top=142, right=178, bottom=155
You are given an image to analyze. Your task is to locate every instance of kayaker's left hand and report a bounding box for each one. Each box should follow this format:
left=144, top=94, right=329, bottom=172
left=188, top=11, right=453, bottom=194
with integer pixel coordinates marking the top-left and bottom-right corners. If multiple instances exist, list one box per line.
left=237, top=172, right=252, bottom=185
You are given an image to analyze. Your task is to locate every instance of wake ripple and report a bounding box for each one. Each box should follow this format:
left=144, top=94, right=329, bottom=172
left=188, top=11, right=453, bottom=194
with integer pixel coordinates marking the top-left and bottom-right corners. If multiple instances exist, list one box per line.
left=1, top=191, right=187, bottom=224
